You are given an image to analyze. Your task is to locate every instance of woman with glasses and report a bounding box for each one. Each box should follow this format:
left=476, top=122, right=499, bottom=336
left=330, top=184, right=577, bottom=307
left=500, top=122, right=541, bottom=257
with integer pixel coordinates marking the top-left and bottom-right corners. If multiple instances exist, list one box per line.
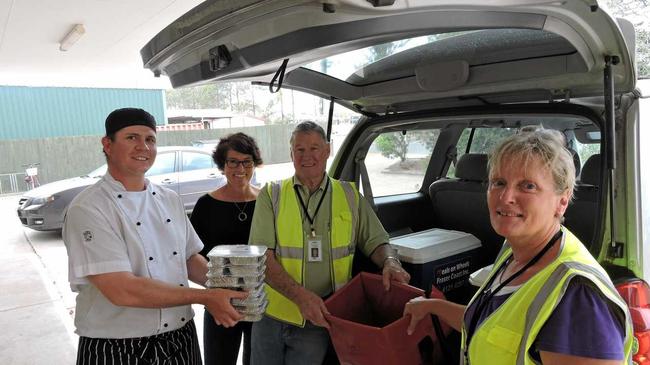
left=190, top=132, right=263, bottom=365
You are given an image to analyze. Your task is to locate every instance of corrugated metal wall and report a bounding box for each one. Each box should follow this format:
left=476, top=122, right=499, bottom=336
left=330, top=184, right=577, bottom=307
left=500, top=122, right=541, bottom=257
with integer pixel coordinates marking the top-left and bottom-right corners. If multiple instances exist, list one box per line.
left=0, top=86, right=165, bottom=140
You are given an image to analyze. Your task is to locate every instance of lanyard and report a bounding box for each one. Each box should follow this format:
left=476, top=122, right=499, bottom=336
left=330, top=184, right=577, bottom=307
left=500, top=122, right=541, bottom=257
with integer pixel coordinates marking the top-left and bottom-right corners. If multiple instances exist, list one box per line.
left=464, top=229, right=563, bottom=360
left=293, top=177, right=330, bottom=237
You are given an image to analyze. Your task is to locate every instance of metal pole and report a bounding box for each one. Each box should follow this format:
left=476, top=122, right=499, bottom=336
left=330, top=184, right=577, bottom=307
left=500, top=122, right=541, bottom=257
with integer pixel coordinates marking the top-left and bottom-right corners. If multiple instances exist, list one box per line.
left=327, top=96, right=335, bottom=142
left=11, top=173, right=18, bottom=193
left=604, top=55, right=622, bottom=258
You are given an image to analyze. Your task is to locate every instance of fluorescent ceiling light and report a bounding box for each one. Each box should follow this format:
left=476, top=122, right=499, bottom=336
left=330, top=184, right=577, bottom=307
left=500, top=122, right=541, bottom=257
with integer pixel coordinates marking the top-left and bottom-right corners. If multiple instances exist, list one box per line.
left=59, top=24, right=85, bottom=52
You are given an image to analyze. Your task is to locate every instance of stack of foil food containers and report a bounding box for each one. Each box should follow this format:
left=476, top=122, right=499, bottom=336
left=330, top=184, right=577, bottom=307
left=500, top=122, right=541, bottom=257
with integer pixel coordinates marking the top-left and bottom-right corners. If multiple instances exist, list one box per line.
left=206, top=245, right=268, bottom=321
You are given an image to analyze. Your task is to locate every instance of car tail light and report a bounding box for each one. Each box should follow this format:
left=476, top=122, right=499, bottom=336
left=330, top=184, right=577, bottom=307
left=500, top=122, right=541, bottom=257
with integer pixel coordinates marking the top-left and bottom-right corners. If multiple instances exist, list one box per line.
left=616, top=279, right=650, bottom=364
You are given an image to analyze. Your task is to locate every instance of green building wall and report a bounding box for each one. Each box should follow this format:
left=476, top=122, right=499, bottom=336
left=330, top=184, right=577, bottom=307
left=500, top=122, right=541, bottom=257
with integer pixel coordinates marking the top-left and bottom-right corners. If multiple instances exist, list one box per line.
left=0, top=86, right=165, bottom=140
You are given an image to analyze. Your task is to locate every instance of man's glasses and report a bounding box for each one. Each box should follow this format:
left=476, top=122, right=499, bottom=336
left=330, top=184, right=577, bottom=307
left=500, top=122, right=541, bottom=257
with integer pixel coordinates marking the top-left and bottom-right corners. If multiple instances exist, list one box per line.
left=226, top=159, right=254, bottom=168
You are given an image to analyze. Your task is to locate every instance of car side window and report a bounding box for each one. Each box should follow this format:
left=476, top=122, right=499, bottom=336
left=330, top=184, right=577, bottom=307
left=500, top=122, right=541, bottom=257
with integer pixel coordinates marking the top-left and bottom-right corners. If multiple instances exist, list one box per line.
left=573, top=140, right=599, bottom=177
left=447, top=128, right=517, bottom=178
left=364, top=129, right=439, bottom=197
left=145, top=152, right=176, bottom=176
left=182, top=152, right=214, bottom=172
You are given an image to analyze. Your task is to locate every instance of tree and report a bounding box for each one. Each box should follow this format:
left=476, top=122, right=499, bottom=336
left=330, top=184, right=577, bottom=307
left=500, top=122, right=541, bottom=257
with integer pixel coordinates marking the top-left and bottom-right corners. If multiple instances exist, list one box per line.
left=366, top=40, right=409, bottom=64
left=604, top=0, right=650, bottom=77
left=414, top=130, right=440, bottom=153
left=631, top=26, right=650, bottom=76
left=375, top=130, right=438, bottom=160
left=228, top=82, right=254, bottom=114
left=165, top=84, right=230, bottom=109
left=375, top=132, right=411, bottom=162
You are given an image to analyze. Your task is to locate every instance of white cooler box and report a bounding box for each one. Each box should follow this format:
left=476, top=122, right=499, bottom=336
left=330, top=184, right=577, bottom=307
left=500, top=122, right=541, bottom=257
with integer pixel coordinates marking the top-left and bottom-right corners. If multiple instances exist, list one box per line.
left=390, top=228, right=481, bottom=302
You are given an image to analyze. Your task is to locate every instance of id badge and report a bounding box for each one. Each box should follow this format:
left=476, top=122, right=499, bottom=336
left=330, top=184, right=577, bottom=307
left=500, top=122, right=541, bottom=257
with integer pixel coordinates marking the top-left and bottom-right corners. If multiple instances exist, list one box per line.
left=307, top=235, right=323, bottom=262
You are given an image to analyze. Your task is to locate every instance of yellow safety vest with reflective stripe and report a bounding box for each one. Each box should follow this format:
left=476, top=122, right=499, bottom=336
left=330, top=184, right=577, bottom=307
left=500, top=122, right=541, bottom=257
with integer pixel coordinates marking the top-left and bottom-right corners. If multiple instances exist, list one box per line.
left=265, top=177, right=359, bottom=326
left=461, top=228, right=633, bottom=364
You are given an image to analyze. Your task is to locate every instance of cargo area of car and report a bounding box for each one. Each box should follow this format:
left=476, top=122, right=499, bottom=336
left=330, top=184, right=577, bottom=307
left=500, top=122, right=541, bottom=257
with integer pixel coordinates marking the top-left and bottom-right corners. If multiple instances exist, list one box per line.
left=345, top=105, right=605, bottom=305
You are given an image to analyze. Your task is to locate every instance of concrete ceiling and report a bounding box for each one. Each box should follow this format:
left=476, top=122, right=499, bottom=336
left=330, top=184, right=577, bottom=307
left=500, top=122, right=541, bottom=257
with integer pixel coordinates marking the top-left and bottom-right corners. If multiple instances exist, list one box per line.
left=0, top=0, right=203, bottom=88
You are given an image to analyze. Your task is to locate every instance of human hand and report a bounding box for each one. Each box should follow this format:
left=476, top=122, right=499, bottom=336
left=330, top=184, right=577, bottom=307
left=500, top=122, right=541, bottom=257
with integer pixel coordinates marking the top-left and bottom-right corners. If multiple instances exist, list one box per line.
left=382, top=258, right=411, bottom=291
left=403, top=296, right=435, bottom=335
left=204, top=288, right=248, bottom=328
left=295, top=289, right=330, bottom=328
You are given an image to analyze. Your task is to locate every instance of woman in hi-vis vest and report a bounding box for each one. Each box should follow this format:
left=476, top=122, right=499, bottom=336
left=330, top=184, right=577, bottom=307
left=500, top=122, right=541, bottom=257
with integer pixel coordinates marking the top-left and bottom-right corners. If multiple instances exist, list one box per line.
left=403, top=127, right=632, bottom=365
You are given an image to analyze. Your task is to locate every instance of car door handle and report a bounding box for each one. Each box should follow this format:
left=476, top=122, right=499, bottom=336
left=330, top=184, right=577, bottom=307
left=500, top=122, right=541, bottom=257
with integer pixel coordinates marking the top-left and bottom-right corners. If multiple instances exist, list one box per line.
left=161, top=178, right=175, bottom=184
left=208, top=173, right=219, bottom=178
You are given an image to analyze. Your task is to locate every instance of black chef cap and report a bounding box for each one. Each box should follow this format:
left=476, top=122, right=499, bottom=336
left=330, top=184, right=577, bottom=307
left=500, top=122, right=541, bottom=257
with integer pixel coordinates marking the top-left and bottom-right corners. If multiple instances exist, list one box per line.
left=105, top=108, right=157, bottom=135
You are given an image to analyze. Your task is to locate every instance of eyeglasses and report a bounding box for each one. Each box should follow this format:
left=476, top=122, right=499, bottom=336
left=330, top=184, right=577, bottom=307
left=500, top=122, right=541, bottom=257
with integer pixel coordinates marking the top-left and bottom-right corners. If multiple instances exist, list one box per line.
left=225, top=159, right=254, bottom=168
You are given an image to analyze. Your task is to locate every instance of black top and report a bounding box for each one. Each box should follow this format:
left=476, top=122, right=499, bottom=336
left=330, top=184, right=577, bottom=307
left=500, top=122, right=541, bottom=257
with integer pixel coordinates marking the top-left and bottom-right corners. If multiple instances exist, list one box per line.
left=190, top=193, right=257, bottom=258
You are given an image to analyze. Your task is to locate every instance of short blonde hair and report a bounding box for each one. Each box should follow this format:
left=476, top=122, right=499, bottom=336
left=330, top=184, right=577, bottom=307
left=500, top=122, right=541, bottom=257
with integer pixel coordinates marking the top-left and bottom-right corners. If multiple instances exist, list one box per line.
left=488, top=126, right=575, bottom=201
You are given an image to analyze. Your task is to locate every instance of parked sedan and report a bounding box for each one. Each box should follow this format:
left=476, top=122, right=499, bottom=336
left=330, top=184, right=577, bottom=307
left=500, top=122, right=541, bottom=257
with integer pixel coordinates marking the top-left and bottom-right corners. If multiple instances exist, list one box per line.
left=17, top=146, right=227, bottom=231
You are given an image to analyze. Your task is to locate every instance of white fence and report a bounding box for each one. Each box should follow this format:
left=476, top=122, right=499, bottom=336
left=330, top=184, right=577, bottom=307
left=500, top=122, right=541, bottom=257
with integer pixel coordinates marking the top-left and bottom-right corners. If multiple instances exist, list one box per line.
left=0, top=172, right=24, bottom=195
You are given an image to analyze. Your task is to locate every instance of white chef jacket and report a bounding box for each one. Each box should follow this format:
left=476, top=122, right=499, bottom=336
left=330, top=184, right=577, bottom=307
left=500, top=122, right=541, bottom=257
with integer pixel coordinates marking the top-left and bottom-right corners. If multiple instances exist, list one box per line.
left=63, top=173, right=203, bottom=338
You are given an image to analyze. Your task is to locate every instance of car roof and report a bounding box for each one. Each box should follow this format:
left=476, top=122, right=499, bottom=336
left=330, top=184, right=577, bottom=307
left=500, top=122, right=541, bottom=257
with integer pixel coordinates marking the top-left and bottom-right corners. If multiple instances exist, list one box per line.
left=142, top=0, right=635, bottom=115
left=158, top=146, right=210, bottom=153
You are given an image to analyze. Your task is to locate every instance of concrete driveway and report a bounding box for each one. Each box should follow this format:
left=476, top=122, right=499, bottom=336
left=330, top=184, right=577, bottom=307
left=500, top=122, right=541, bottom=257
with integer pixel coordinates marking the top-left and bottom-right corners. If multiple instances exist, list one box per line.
left=0, top=195, right=76, bottom=364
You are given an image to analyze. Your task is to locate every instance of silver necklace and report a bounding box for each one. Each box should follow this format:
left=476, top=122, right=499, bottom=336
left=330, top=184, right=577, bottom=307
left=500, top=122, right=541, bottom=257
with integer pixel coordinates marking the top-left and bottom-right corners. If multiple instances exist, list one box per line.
left=233, top=201, right=249, bottom=222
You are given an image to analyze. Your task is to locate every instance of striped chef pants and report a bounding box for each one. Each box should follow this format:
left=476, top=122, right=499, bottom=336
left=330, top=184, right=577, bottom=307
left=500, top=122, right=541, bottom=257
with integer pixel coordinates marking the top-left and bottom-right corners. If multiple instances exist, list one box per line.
left=76, top=320, right=202, bottom=365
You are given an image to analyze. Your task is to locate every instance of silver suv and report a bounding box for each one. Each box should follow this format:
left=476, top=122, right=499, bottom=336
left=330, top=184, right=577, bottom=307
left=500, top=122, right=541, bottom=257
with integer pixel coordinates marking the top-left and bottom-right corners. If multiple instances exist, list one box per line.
left=142, top=1, right=649, bottom=362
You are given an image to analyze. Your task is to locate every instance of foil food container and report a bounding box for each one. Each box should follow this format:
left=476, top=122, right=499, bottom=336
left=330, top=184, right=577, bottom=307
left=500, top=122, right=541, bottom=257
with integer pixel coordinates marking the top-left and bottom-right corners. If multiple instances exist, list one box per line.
left=205, top=274, right=265, bottom=288
left=207, top=245, right=267, bottom=265
left=207, top=264, right=266, bottom=277
left=231, top=286, right=267, bottom=306
left=240, top=313, right=264, bottom=322
left=235, top=299, right=268, bottom=315
left=207, top=254, right=267, bottom=269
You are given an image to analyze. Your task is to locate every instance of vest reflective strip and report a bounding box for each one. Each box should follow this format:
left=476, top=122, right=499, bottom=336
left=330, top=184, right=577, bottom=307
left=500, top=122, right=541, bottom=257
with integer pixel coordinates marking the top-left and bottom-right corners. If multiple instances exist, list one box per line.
left=516, top=261, right=633, bottom=365
left=275, top=246, right=303, bottom=259
left=331, top=245, right=355, bottom=260
left=340, top=182, right=359, bottom=246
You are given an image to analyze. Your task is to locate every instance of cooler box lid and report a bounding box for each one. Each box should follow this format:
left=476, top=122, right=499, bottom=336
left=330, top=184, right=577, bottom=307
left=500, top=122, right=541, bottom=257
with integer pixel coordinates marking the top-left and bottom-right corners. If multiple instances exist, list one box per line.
left=390, top=228, right=481, bottom=264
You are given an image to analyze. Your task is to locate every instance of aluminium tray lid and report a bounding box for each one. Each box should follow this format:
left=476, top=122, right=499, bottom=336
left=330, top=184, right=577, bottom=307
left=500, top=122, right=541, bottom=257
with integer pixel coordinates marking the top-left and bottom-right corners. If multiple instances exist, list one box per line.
left=207, top=245, right=267, bottom=265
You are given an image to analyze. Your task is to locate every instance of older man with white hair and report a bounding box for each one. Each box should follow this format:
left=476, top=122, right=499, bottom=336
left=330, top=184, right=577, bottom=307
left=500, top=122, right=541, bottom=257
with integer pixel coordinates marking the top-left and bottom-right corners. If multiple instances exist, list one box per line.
left=249, top=121, right=410, bottom=365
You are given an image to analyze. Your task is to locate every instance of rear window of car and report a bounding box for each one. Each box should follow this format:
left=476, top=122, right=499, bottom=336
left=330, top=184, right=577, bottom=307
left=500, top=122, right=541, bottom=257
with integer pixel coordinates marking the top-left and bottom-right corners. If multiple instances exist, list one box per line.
left=146, top=152, right=176, bottom=176
left=447, top=128, right=517, bottom=178
left=364, top=129, right=440, bottom=197
left=182, top=152, right=214, bottom=171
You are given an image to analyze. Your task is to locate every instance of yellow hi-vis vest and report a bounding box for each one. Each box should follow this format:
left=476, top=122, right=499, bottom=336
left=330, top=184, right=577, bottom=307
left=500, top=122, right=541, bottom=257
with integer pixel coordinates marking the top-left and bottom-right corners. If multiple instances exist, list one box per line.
left=264, top=177, right=359, bottom=327
left=461, top=227, right=633, bottom=364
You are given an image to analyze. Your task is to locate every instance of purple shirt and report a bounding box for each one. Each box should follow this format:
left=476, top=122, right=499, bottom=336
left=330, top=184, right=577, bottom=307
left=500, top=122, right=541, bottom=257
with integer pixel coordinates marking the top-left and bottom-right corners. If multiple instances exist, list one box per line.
left=464, top=276, right=625, bottom=360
